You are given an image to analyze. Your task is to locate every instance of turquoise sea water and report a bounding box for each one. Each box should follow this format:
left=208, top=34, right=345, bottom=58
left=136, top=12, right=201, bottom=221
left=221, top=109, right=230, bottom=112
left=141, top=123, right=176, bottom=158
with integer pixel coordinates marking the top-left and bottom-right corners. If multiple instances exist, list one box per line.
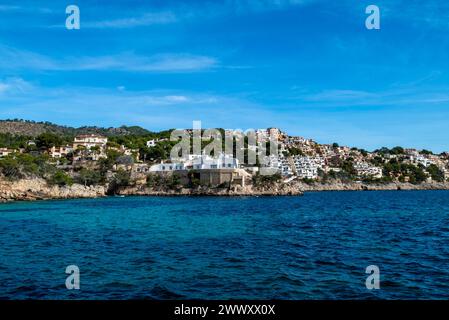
left=1, top=191, right=449, bottom=300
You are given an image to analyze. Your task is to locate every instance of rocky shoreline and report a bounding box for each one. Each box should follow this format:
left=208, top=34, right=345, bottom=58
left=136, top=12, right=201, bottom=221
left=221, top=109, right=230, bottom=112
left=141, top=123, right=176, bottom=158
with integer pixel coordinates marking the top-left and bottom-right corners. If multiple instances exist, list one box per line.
left=2, top=178, right=449, bottom=203
left=0, top=178, right=105, bottom=202
left=294, top=181, right=449, bottom=192
left=116, top=184, right=303, bottom=197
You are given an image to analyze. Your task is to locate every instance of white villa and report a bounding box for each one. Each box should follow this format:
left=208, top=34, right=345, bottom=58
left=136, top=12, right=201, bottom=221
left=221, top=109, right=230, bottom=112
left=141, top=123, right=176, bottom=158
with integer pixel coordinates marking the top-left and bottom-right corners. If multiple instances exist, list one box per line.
left=411, top=154, right=433, bottom=167
left=73, top=134, right=108, bottom=150
left=48, top=145, right=74, bottom=158
left=149, top=153, right=239, bottom=172
left=73, top=134, right=108, bottom=161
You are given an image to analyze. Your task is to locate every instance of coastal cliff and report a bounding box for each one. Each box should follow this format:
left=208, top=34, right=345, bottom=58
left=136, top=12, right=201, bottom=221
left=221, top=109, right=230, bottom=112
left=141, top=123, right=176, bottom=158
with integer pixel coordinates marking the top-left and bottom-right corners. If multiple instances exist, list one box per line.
left=0, top=178, right=105, bottom=202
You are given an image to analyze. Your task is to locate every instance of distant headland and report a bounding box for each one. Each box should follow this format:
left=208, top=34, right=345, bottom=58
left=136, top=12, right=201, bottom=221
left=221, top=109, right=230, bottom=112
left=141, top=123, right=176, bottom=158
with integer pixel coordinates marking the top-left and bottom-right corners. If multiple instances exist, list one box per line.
left=1, top=119, right=449, bottom=202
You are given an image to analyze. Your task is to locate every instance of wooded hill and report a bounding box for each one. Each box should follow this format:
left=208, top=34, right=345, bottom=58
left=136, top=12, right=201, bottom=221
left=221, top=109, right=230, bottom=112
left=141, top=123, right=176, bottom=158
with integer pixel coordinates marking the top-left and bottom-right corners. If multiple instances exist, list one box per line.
left=0, top=119, right=155, bottom=137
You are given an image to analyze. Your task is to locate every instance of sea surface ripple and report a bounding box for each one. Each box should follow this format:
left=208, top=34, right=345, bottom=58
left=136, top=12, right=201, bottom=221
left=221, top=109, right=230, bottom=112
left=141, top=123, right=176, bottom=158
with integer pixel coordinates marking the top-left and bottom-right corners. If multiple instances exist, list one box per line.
left=1, top=190, right=449, bottom=299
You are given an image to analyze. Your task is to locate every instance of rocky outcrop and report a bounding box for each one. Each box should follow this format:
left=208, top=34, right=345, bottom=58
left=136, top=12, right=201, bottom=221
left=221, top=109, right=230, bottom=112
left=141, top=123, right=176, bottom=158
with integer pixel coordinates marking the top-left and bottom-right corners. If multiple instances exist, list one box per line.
left=294, top=181, right=449, bottom=192
left=0, top=178, right=105, bottom=202
left=116, top=181, right=449, bottom=197
left=117, top=183, right=303, bottom=197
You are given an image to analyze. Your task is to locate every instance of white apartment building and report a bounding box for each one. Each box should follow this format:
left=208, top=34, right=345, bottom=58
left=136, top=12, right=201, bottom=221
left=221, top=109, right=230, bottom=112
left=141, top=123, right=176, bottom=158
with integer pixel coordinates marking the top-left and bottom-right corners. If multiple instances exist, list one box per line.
left=410, top=154, right=433, bottom=167
left=293, top=156, right=322, bottom=180
left=188, top=153, right=239, bottom=170
left=278, top=157, right=293, bottom=176
left=150, top=162, right=186, bottom=172
left=266, top=155, right=293, bottom=176
left=354, top=162, right=383, bottom=179
left=265, top=155, right=325, bottom=178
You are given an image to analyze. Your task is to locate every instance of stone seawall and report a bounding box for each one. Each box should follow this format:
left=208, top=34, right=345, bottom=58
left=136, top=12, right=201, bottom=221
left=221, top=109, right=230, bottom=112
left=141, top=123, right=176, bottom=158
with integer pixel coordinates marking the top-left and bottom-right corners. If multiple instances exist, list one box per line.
left=0, top=178, right=106, bottom=202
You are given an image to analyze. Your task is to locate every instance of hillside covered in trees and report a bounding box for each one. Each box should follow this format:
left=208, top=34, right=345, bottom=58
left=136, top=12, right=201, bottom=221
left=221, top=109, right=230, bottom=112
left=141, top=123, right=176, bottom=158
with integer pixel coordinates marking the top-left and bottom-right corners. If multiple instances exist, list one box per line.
left=0, top=119, right=161, bottom=138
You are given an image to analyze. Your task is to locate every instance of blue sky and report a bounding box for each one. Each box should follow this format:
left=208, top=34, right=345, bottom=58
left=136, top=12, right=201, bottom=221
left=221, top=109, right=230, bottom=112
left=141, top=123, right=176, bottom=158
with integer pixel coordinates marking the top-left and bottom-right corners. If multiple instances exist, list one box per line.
left=1, top=0, right=449, bottom=152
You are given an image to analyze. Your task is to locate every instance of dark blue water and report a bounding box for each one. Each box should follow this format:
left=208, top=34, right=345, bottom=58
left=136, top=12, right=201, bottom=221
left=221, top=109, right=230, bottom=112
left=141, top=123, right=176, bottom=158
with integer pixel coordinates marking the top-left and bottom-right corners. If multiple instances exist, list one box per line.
left=1, top=191, right=449, bottom=300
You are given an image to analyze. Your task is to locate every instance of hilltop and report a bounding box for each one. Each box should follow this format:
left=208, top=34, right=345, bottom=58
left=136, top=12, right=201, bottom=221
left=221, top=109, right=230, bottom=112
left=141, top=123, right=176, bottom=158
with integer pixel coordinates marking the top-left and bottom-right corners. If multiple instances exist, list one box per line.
left=0, top=119, right=152, bottom=137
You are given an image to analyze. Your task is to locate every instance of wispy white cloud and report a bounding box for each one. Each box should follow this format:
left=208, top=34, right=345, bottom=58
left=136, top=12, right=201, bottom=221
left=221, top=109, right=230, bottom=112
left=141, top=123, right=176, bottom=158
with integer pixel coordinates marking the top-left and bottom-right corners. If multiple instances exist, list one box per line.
left=77, top=0, right=315, bottom=29
left=0, top=46, right=57, bottom=70
left=0, top=80, right=276, bottom=130
left=62, top=52, right=218, bottom=72
left=2, top=79, right=449, bottom=152
left=84, top=12, right=177, bottom=28
left=304, top=90, right=376, bottom=103
left=377, top=0, right=449, bottom=30
left=226, top=0, right=314, bottom=12
left=294, top=86, right=449, bottom=107
left=0, top=4, right=52, bottom=14
left=0, top=80, right=217, bottom=107
left=176, top=0, right=318, bottom=22
left=0, top=46, right=218, bottom=73
left=0, top=77, right=34, bottom=96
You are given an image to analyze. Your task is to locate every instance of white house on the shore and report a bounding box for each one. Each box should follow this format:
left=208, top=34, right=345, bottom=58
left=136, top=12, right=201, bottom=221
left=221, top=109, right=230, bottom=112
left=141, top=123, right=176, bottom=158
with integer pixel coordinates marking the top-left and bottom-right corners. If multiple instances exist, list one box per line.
left=189, top=153, right=239, bottom=170
left=149, top=153, right=239, bottom=172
